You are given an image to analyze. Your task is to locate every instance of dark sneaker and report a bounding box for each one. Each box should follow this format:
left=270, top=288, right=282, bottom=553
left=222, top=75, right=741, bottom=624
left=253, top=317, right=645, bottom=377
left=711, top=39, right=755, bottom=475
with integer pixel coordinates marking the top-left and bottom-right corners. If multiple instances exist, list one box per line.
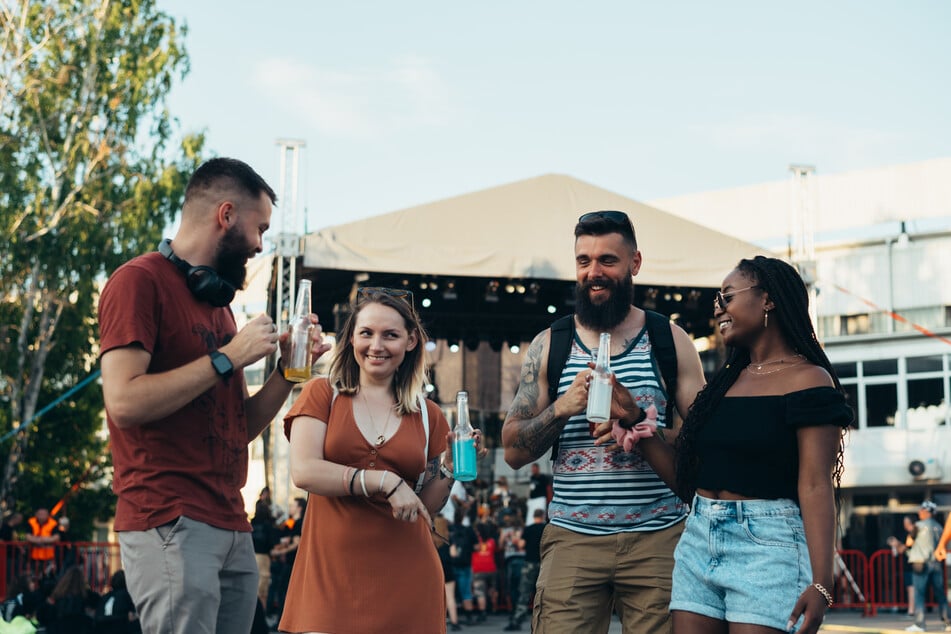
left=503, top=623, right=521, bottom=631
left=449, top=624, right=462, bottom=631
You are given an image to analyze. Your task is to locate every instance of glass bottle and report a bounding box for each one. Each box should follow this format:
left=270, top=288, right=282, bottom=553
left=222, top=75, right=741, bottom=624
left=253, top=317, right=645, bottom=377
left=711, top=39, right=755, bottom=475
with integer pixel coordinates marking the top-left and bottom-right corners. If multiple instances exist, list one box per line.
left=586, top=332, right=612, bottom=424
left=283, top=280, right=315, bottom=383
left=452, top=391, right=478, bottom=481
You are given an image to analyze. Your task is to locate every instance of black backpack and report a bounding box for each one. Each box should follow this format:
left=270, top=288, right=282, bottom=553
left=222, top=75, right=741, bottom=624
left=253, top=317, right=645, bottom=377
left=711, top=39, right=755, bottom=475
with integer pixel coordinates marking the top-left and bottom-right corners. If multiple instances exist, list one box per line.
left=546, top=311, right=678, bottom=459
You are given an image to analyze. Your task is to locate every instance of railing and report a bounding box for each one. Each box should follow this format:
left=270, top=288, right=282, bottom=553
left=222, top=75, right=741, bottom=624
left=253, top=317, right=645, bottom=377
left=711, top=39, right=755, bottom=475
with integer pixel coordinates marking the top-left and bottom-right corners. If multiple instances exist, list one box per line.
left=0, top=541, right=121, bottom=597
left=832, top=549, right=948, bottom=617
left=0, top=543, right=945, bottom=618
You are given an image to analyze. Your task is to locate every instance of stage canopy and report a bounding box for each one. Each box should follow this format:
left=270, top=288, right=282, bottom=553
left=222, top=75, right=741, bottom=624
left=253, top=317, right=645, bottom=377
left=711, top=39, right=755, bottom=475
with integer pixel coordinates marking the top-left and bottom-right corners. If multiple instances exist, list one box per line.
left=295, top=174, right=769, bottom=345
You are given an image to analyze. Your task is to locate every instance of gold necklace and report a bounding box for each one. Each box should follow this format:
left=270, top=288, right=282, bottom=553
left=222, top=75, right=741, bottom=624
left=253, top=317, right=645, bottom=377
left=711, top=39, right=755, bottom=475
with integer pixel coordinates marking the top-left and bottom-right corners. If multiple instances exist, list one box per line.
left=745, top=354, right=806, bottom=375
left=362, top=391, right=395, bottom=446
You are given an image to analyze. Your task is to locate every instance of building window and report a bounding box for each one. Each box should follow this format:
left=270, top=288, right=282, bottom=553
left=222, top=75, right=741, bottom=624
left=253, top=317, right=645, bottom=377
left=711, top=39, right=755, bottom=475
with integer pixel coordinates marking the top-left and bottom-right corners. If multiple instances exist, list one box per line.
left=834, top=362, right=858, bottom=379
left=842, top=384, right=859, bottom=429
left=865, top=383, right=897, bottom=427
left=863, top=359, right=897, bottom=376
left=841, top=314, right=870, bottom=336
left=907, top=378, right=946, bottom=427
left=907, top=355, right=943, bottom=373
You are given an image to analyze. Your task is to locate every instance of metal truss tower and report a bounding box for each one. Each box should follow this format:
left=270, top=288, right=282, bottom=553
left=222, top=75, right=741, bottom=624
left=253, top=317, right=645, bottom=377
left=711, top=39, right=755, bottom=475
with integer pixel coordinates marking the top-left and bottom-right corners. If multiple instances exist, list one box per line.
left=788, top=164, right=818, bottom=327
left=265, top=139, right=305, bottom=503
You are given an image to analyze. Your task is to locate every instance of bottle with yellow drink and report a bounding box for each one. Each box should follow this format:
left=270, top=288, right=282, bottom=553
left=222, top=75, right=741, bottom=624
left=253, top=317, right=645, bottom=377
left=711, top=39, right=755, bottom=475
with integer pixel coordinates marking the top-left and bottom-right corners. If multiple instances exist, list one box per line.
left=283, top=280, right=315, bottom=383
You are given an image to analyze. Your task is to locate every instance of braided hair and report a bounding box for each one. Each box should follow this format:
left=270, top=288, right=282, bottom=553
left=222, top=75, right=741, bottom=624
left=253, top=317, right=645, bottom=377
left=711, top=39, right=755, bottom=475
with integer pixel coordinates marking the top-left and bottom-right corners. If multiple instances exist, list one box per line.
left=674, top=255, right=847, bottom=501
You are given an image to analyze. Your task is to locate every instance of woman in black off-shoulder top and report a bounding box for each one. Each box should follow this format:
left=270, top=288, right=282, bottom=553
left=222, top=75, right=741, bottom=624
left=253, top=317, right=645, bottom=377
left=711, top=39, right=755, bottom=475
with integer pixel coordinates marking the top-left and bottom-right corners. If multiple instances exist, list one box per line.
left=624, top=256, right=852, bottom=634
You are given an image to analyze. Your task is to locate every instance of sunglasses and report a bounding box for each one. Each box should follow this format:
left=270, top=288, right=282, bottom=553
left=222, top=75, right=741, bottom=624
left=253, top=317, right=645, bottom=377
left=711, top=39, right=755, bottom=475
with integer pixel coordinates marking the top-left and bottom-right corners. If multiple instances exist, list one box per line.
left=578, top=210, right=635, bottom=233
left=714, top=285, right=761, bottom=310
left=356, top=286, right=415, bottom=306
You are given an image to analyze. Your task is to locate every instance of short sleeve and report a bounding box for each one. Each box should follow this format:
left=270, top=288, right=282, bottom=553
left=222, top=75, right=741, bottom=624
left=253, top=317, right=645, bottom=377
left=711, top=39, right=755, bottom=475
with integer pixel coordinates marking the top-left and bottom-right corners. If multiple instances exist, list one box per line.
left=785, top=386, right=854, bottom=429
left=98, top=261, right=160, bottom=356
left=283, top=378, right=335, bottom=440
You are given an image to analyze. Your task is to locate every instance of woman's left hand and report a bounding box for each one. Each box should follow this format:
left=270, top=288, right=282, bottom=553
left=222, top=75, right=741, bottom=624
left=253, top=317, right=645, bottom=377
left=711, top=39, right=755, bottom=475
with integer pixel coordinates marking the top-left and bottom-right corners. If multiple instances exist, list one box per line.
left=786, top=585, right=829, bottom=633
left=445, top=430, right=490, bottom=470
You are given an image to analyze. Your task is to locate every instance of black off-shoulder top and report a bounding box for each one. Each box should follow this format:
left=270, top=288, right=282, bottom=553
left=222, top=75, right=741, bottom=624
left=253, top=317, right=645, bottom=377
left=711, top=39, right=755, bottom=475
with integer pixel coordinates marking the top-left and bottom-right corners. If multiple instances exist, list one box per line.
left=694, top=386, right=853, bottom=501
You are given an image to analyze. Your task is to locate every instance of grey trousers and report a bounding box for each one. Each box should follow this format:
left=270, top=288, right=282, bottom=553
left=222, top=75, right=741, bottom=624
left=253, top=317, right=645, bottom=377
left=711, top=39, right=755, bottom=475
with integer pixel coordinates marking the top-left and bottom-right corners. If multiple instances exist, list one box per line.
left=118, top=515, right=258, bottom=634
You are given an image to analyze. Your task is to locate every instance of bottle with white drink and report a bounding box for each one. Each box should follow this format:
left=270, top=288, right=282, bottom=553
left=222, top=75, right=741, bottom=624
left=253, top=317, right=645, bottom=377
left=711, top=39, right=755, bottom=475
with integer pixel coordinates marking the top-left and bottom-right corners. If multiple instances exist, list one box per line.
left=586, top=332, right=612, bottom=427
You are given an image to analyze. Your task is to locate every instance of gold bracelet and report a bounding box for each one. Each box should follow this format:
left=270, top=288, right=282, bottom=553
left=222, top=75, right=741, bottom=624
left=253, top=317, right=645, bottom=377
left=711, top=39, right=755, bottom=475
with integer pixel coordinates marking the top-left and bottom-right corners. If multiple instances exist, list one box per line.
left=812, top=582, right=833, bottom=607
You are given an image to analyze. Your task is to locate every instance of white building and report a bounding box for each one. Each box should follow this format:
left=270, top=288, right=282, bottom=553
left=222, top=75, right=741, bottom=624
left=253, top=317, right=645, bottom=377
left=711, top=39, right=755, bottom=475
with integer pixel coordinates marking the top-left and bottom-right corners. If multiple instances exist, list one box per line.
left=651, top=157, right=951, bottom=550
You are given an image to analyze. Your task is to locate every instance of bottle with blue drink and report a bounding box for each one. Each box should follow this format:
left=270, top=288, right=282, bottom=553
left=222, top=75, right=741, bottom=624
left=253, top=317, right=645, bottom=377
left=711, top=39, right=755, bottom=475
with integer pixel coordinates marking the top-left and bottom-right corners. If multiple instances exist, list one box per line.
left=452, top=390, right=478, bottom=481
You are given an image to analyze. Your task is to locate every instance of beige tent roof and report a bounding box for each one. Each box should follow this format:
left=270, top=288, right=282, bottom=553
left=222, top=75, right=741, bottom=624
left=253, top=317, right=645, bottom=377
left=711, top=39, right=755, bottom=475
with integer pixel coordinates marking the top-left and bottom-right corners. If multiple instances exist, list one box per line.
left=303, top=174, right=767, bottom=288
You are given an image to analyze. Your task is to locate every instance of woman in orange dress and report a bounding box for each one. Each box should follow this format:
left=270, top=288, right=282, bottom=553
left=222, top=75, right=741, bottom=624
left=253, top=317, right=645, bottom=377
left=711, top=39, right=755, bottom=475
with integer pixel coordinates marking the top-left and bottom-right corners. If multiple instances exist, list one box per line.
left=279, top=287, right=483, bottom=634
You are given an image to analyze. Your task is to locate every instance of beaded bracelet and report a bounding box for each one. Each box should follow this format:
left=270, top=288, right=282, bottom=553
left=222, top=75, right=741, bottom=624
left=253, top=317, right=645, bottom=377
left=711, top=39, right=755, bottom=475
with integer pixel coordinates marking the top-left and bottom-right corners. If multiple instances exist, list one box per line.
left=812, top=582, right=833, bottom=607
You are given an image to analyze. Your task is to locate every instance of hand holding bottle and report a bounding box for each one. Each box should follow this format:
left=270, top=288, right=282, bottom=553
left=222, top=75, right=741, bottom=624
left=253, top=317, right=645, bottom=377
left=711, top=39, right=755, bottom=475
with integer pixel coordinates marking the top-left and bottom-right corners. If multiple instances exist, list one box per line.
left=221, top=314, right=280, bottom=368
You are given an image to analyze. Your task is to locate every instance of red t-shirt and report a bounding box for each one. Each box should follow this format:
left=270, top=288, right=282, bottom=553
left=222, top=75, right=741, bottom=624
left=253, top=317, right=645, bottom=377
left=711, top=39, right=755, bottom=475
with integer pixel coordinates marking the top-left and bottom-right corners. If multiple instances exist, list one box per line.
left=98, top=252, right=250, bottom=532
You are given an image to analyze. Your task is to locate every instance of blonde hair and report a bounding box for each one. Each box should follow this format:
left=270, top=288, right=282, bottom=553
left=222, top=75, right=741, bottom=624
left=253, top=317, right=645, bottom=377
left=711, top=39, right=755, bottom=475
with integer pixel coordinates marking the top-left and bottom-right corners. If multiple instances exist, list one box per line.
left=328, top=289, right=429, bottom=415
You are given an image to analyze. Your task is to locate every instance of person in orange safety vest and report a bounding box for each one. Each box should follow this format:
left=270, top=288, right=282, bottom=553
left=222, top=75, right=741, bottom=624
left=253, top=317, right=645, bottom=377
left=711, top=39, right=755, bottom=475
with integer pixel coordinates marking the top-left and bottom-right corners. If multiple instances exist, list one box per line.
left=26, top=507, right=59, bottom=563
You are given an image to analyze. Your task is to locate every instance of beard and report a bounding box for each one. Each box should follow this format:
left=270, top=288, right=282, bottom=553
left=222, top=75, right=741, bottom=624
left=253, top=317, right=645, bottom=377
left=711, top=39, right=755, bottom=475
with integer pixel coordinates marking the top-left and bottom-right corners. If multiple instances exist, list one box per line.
left=574, top=274, right=634, bottom=331
left=214, top=224, right=253, bottom=290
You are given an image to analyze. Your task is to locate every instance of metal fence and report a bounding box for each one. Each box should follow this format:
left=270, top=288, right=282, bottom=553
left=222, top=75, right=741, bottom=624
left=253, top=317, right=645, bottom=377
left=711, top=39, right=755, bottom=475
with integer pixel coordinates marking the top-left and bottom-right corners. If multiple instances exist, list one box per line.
left=0, top=541, right=121, bottom=597
left=834, top=549, right=948, bottom=616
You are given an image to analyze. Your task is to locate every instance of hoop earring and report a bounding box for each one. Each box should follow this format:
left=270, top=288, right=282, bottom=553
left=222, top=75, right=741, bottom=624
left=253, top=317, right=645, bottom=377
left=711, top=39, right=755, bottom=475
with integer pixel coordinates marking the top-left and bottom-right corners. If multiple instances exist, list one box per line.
left=764, top=310, right=769, bottom=329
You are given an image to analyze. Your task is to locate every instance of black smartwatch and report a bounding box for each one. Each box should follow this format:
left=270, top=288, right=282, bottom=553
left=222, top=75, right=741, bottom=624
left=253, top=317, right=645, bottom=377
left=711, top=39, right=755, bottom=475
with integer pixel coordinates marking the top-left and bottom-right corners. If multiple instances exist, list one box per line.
left=617, top=407, right=648, bottom=430
left=209, top=351, right=234, bottom=379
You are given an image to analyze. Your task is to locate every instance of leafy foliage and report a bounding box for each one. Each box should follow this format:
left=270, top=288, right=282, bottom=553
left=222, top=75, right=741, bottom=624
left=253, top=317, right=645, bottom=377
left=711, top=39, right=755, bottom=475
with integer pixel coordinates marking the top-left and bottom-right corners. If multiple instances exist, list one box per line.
left=0, top=0, right=205, bottom=535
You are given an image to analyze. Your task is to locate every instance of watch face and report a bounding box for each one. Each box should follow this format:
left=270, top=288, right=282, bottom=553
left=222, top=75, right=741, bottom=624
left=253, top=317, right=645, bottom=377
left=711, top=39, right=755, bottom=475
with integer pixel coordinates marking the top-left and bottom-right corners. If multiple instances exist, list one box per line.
left=211, top=351, right=233, bottom=378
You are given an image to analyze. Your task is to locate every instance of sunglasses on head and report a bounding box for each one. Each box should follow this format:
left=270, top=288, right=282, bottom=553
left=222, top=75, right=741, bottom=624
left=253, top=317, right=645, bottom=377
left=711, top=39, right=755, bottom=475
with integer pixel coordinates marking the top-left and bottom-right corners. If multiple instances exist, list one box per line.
left=356, top=286, right=414, bottom=306
left=578, top=210, right=636, bottom=237
left=714, top=285, right=762, bottom=310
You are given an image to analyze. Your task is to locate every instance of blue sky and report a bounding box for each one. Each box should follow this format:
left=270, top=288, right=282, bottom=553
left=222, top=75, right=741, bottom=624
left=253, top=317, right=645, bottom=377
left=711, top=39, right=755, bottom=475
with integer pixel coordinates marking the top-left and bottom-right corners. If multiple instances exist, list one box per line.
left=161, top=1, right=950, bottom=236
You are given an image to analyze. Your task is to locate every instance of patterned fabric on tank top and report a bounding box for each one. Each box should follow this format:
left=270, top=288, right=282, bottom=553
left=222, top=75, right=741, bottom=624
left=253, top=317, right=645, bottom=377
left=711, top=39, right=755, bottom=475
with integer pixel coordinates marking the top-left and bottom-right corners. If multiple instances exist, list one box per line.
left=547, top=325, right=687, bottom=535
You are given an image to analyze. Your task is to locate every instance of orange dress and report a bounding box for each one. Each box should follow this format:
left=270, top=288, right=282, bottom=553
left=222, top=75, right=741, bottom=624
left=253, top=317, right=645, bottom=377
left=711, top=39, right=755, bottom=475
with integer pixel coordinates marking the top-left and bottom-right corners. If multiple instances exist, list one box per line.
left=279, top=378, right=449, bottom=634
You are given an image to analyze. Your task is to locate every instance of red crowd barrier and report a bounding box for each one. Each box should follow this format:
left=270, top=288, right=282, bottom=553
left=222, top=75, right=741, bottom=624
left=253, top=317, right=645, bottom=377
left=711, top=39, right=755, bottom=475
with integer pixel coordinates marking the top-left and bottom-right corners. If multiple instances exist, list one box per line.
left=0, top=540, right=121, bottom=597
left=830, top=549, right=949, bottom=617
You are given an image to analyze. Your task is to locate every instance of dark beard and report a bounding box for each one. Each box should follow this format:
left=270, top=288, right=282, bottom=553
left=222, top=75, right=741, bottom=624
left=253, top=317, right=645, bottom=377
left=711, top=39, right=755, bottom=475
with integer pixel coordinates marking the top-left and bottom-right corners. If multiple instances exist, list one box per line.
left=574, top=275, right=634, bottom=331
left=214, top=225, right=251, bottom=290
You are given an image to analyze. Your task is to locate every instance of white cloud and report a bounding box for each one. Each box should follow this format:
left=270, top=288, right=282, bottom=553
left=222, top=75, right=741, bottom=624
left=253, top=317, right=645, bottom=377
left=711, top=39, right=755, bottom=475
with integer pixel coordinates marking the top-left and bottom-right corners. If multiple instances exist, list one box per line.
left=251, top=55, right=454, bottom=139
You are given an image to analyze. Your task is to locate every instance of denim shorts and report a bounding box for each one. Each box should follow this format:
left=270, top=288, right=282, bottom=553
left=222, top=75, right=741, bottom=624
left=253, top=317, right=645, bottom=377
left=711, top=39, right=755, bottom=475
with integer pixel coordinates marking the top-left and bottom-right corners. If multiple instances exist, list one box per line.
left=670, top=495, right=811, bottom=632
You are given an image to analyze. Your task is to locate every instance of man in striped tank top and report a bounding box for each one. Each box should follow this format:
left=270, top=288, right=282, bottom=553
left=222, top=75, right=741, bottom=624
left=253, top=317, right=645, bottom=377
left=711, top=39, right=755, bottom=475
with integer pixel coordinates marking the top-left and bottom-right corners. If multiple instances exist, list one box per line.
left=501, top=211, right=706, bottom=634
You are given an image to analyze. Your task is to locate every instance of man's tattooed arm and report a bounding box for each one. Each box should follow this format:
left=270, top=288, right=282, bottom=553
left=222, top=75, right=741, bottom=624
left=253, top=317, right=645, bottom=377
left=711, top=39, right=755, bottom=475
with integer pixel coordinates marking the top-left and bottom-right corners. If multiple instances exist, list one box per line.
left=502, top=331, right=568, bottom=469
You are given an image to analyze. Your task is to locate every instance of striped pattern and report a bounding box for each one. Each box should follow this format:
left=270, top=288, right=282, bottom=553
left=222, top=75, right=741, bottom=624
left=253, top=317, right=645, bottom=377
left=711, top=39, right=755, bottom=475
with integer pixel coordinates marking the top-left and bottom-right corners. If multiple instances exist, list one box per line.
left=548, top=326, right=687, bottom=535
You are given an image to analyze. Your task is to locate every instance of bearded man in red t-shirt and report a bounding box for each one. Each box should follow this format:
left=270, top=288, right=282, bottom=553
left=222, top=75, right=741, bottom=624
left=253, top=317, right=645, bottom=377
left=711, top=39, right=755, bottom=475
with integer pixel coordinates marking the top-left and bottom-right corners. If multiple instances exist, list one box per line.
left=98, top=157, right=330, bottom=634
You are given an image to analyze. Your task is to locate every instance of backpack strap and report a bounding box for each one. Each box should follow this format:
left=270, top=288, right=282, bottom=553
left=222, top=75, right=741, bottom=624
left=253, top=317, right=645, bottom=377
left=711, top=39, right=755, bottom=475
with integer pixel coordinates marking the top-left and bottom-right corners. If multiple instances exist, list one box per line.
left=546, top=315, right=575, bottom=405
left=644, top=310, right=679, bottom=419
left=335, top=386, right=430, bottom=493
left=546, top=316, right=575, bottom=461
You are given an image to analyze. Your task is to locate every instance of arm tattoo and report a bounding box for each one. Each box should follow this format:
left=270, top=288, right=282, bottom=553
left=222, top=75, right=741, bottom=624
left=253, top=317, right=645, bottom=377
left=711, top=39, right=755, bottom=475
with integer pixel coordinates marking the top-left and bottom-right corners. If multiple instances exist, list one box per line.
left=512, top=404, right=566, bottom=459
left=422, top=456, right=453, bottom=510
left=508, top=333, right=569, bottom=460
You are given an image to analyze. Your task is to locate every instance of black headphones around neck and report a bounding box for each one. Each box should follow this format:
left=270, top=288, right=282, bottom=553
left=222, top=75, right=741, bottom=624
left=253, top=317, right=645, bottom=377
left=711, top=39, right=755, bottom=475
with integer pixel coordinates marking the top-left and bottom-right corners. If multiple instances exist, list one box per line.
left=158, top=239, right=236, bottom=307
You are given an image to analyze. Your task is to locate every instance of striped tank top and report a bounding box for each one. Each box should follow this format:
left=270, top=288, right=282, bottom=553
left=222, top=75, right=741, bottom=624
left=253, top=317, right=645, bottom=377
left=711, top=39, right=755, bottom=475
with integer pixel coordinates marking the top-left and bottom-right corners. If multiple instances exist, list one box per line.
left=547, top=325, right=687, bottom=535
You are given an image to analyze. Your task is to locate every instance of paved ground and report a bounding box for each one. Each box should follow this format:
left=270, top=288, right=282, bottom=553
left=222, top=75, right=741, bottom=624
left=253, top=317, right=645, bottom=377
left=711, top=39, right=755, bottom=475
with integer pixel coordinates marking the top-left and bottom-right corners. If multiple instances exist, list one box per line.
left=269, top=608, right=948, bottom=633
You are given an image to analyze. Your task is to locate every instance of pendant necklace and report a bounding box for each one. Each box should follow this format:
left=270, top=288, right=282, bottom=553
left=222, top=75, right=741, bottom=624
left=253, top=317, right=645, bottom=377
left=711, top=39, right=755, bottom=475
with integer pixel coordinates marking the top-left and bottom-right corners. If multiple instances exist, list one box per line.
left=746, top=353, right=805, bottom=375
left=362, top=391, right=394, bottom=446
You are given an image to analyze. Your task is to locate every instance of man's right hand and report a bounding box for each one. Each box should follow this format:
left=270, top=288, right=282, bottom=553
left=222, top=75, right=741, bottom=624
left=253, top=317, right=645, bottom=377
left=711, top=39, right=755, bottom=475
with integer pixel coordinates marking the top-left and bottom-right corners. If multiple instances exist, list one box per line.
left=222, top=314, right=280, bottom=368
left=555, top=369, right=590, bottom=420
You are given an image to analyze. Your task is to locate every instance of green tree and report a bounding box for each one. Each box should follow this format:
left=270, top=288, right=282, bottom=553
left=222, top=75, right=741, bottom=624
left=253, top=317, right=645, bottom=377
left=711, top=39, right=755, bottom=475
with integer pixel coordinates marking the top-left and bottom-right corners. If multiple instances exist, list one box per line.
left=0, top=0, right=205, bottom=530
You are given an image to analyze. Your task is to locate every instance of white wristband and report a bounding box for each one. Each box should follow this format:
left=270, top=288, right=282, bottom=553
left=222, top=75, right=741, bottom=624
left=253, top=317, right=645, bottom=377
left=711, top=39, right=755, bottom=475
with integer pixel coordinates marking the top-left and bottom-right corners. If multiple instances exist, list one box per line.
left=359, top=469, right=369, bottom=497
